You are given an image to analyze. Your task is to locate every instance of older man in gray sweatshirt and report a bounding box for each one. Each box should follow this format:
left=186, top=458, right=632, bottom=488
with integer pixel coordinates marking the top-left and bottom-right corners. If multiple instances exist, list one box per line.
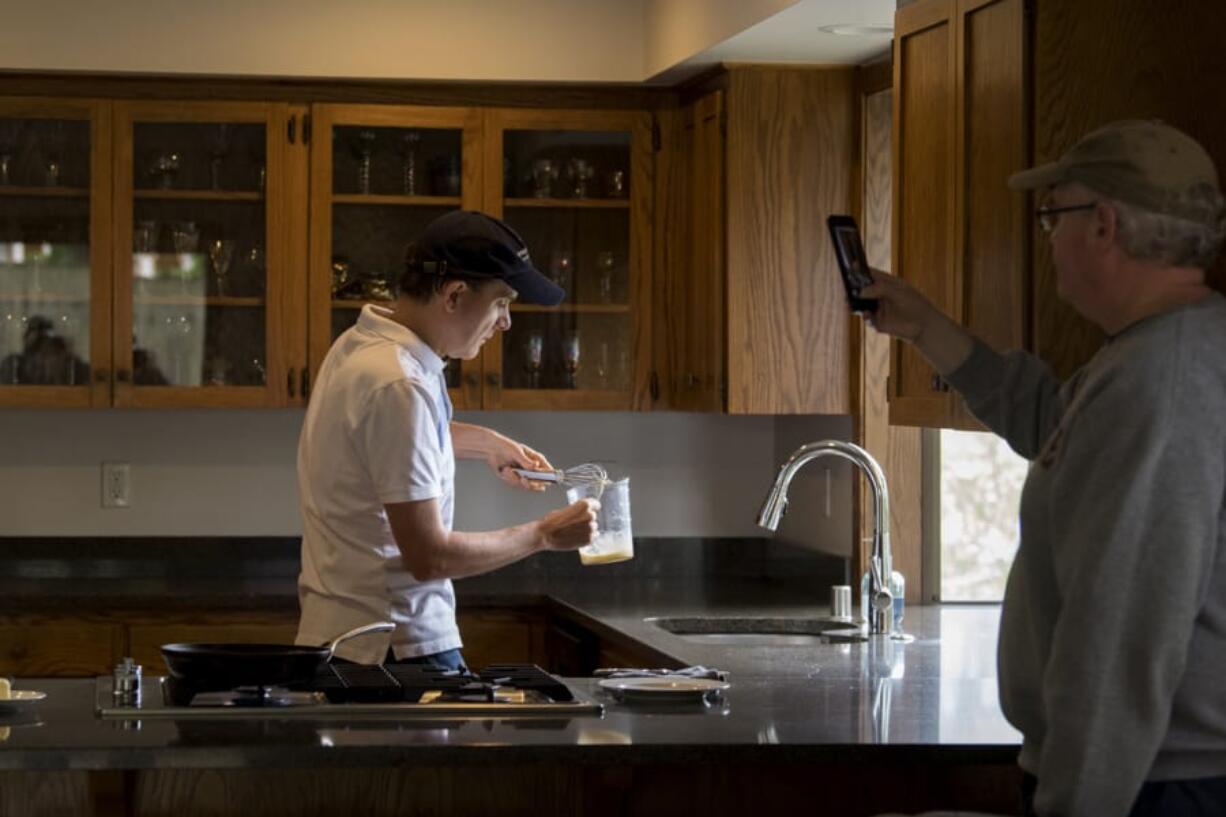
left=863, top=120, right=1226, bottom=817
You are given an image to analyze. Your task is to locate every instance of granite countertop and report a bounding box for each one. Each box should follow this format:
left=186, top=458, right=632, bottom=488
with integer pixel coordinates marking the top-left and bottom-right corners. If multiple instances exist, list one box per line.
left=0, top=539, right=1019, bottom=769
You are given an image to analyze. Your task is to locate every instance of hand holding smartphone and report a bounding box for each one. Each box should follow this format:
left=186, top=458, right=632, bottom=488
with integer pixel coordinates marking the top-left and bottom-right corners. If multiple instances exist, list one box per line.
left=826, top=215, right=878, bottom=314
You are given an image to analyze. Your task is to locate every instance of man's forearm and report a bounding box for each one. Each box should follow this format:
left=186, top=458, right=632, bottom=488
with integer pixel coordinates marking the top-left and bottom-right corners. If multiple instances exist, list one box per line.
left=915, top=309, right=977, bottom=376
left=423, top=522, right=546, bottom=580
left=449, top=421, right=497, bottom=460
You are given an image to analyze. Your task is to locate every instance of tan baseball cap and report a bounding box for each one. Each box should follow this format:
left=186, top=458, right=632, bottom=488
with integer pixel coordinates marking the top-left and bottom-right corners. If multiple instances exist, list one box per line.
left=1009, top=119, right=1224, bottom=228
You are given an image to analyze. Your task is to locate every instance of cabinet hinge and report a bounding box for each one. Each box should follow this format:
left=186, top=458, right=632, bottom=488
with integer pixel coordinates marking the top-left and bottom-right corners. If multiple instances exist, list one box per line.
left=651, top=118, right=661, bottom=152
left=302, top=113, right=312, bottom=145
left=650, top=371, right=660, bottom=402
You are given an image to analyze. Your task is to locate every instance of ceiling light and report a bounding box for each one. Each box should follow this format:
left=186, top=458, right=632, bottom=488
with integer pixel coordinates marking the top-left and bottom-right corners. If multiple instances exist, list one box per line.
left=819, top=24, right=893, bottom=37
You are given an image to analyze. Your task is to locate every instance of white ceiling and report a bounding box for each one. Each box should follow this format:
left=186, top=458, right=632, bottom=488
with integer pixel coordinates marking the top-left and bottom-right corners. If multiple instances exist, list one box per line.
left=652, top=0, right=895, bottom=83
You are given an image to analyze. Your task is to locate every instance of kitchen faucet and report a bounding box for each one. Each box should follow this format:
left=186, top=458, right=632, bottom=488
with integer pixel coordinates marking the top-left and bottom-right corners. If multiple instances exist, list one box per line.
left=756, top=441, right=906, bottom=638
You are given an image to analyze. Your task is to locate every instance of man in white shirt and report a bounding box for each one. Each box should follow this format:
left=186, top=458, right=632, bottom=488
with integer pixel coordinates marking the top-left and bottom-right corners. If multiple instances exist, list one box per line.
left=296, top=210, right=599, bottom=668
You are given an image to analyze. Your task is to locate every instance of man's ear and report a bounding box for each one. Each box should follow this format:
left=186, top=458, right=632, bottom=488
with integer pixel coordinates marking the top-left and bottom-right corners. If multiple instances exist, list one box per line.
left=440, top=280, right=469, bottom=312
left=1094, top=200, right=1118, bottom=247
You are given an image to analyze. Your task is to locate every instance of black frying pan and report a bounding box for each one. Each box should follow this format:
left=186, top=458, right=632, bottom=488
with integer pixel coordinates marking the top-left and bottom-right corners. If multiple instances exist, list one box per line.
left=161, top=622, right=395, bottom=688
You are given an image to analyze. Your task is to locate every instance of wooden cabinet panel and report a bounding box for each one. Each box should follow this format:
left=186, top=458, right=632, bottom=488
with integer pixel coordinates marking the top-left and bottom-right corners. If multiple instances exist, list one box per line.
left=0, top=619, right=120, bottom=677
left=726, top=67, right=856, bottom=415
left=891, top=0, right=958, bottom=426
left=127, top=617, right=298, bottom=675
left=456, top=608, right=543, bottom=670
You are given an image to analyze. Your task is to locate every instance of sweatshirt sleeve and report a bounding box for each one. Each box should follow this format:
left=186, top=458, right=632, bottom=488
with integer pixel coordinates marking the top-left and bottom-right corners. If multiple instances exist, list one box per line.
left=943, top=340, right=1068, bottom=460
left=1031, top=342, right=1224, bottom=817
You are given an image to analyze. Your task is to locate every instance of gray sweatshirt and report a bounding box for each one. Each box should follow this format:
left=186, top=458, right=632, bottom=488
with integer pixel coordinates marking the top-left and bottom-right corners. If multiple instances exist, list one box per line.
left=944, top=292, right=1226, bottom=817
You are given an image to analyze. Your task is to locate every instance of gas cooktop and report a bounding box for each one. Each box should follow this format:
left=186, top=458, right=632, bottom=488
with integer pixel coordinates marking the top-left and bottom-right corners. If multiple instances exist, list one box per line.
left=96, top=663, right=603, bottom=719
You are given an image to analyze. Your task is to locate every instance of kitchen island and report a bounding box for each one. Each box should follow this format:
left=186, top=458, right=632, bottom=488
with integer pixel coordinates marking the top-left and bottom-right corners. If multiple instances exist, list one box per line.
left=0, top=598, right=1020, bottom=817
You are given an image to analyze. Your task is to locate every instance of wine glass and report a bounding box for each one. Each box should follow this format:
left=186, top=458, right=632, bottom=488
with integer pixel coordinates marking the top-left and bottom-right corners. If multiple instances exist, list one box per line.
left=350, top=129, right=377, bottom=194
left=523, top=332, right=544, bottom=389
left=396, top=130, right=421, bottom=195
left=595, top=251, right=616, bottom=304
left=206, top=124, right=232, bottom=191
left=207, top=239, right=235, bottom=296
left=563, top=333, right=581, bottom=389
left=171, top=222, right=200, bottom=294
left=0, top=118, right=18, bottom=186
left=595, top=340, right=610, bottom=387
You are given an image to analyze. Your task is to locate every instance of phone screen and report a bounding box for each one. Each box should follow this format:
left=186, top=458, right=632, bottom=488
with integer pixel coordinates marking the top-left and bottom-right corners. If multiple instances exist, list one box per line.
left=827, top=215, right=878, bottom=313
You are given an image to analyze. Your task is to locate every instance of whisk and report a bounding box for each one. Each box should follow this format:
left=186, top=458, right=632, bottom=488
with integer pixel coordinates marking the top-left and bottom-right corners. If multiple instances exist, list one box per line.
left=513, top=462, right=609, bottom=490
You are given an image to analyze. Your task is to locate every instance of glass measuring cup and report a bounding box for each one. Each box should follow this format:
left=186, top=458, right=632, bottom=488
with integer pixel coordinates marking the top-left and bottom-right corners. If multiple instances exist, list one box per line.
left=566, top=477, right=633, bottom=566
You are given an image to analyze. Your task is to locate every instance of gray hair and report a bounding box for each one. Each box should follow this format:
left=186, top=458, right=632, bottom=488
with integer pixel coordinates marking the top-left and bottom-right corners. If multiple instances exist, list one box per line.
left=1109, top=185, right=1226, bottom=269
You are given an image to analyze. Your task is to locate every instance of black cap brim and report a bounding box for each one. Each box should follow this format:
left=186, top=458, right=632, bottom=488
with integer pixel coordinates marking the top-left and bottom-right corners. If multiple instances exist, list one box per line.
left=503, top=260, right=565, bottom=306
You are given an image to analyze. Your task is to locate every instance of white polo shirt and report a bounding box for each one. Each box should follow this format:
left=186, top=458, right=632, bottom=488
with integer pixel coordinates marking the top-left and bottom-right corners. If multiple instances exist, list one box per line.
left=295, top=304, right=460, bottom=663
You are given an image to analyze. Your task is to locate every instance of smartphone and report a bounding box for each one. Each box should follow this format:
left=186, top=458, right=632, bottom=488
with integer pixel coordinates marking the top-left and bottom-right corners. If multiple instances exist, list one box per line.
left=826, top=214, right=878, bottom=314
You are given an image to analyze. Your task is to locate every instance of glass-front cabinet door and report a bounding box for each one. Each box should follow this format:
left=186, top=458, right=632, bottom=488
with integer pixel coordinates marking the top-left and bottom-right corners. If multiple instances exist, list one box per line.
left=111, top=101, right=298, bottom=407
left=483, top=110, right=652, bottom=410
left=0, top=98, right=111, bottom=407
left=308, top=105, right=484, bottom=409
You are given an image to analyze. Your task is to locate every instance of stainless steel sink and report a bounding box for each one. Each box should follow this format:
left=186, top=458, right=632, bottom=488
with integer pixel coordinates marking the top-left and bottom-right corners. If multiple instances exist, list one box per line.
left=645, top=616, right=862, bottom=646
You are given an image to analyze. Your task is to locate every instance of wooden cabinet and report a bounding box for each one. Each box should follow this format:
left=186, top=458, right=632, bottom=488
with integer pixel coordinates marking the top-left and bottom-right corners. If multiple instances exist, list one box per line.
left=1, top=95, right=656, bottom=411
left=891, top=0, right=1226, bottom=428
left=0, top=616, right=120, bottom=677
left=0, top=99, right=307, bottom=409
left=483, top=108, right=654, bottom=411
left=657, top=66, right=858, bottom=414
left=127, top=614, right=299, bottom=675
left=890, top=0, right=1029, bottom=429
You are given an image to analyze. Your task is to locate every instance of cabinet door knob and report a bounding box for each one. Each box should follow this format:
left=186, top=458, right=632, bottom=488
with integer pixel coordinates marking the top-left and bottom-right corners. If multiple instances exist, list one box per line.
left=116, top=369, right=131, bottom=383
left=93, top=368, right=109, bottom=384
left=486, top=373, right=500, bottom=387
left=464, top=373, right=479, bottom=387
left=685, top=372, right=699, bottom=388
left=931, top=374, right=950, bottom=392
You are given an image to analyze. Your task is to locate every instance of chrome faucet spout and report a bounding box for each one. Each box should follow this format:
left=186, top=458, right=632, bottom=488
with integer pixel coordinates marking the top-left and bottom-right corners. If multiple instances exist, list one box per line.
left=756, top=440, right=899, bottom=636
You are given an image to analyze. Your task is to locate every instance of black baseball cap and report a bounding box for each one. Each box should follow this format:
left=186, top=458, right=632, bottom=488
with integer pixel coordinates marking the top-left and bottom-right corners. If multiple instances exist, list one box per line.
left=414, top=210, right=564, bottom=306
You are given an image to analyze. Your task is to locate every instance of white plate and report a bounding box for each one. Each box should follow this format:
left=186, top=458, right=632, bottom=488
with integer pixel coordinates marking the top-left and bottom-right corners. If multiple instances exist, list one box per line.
left=0, top=691, right=46, bottom=715
left=597, top=677, right=729, bottom=702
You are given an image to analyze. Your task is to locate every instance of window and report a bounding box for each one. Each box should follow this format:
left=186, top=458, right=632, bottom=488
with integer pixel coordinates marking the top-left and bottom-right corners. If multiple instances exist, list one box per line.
left=937, top=429, right=1028, bottom=601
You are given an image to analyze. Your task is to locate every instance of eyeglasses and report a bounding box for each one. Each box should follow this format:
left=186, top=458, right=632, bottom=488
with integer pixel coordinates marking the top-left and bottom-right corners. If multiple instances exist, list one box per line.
left=1036, top=201, right=1097, bottom=233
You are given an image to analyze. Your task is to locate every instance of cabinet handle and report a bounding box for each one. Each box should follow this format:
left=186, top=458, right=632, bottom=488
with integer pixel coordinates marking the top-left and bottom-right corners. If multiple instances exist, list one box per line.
left=931, top=374, right=950, bottom=393
left=287, top=115, right=296, bottom=144
left=93, top=368, right=109, bottom=384
left=116, top=369, right=131, bottom=383
left=287, top=367, right=296, bottom=399
left=685, top=372, right=699, bottom=389
left=464, top=373, right=479, bottom=387
left=486, top=373, right=500, bottom=387
left=650, top=371, right=660, bottom=402
left=300, top=367, right=310, bottom=399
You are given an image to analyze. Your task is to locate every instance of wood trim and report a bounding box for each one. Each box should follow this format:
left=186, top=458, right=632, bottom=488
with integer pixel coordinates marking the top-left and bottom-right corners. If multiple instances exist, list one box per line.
left=494, top=389, right=632, bottom=411
left=897, top=0, right=955, bottom=33
left=306, top=105, right=337, bottom=392
left=91, top=100, right=114, bottom=408
left=628, top=110, right=654, bottom=411
left=0, top=72, right=671, bottom=111
left=857, top=60, right=894, bottom=96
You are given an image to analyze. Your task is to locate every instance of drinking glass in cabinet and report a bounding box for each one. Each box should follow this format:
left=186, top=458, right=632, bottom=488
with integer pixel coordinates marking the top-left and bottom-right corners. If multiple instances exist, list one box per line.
left=549, top=249, right=573, bottom=300
left=207, top=239, right=235, bottom=296
left=206, top=124, right=232, bottom=191
left=563, top=333, right=581, bottom=389
left=524, top=332, right=544, bottom=389
left=605, top=168, right=627, bottom=198
left=133, top=220, right=157, bottom=253
left=567, top=158, right=594, bottom=198
left=396, top=130, right=421, bottom=195
left=350, top=129, right=376, bottom=195
left=0, top=120, right=15, bottom=186
left=429, top=155, right=460, bottom=196
left=149, top=152, right=181, bottom=189
left=42, top=122, right=66, bottom=187
left=595, top=251, right=616, bottom=303
left=530, top=159, right=558, bottom=198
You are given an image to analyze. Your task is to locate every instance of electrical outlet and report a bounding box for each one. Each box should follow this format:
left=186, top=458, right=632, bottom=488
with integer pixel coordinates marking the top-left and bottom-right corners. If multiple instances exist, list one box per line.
left=102, top=462, right=131, bottom=508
